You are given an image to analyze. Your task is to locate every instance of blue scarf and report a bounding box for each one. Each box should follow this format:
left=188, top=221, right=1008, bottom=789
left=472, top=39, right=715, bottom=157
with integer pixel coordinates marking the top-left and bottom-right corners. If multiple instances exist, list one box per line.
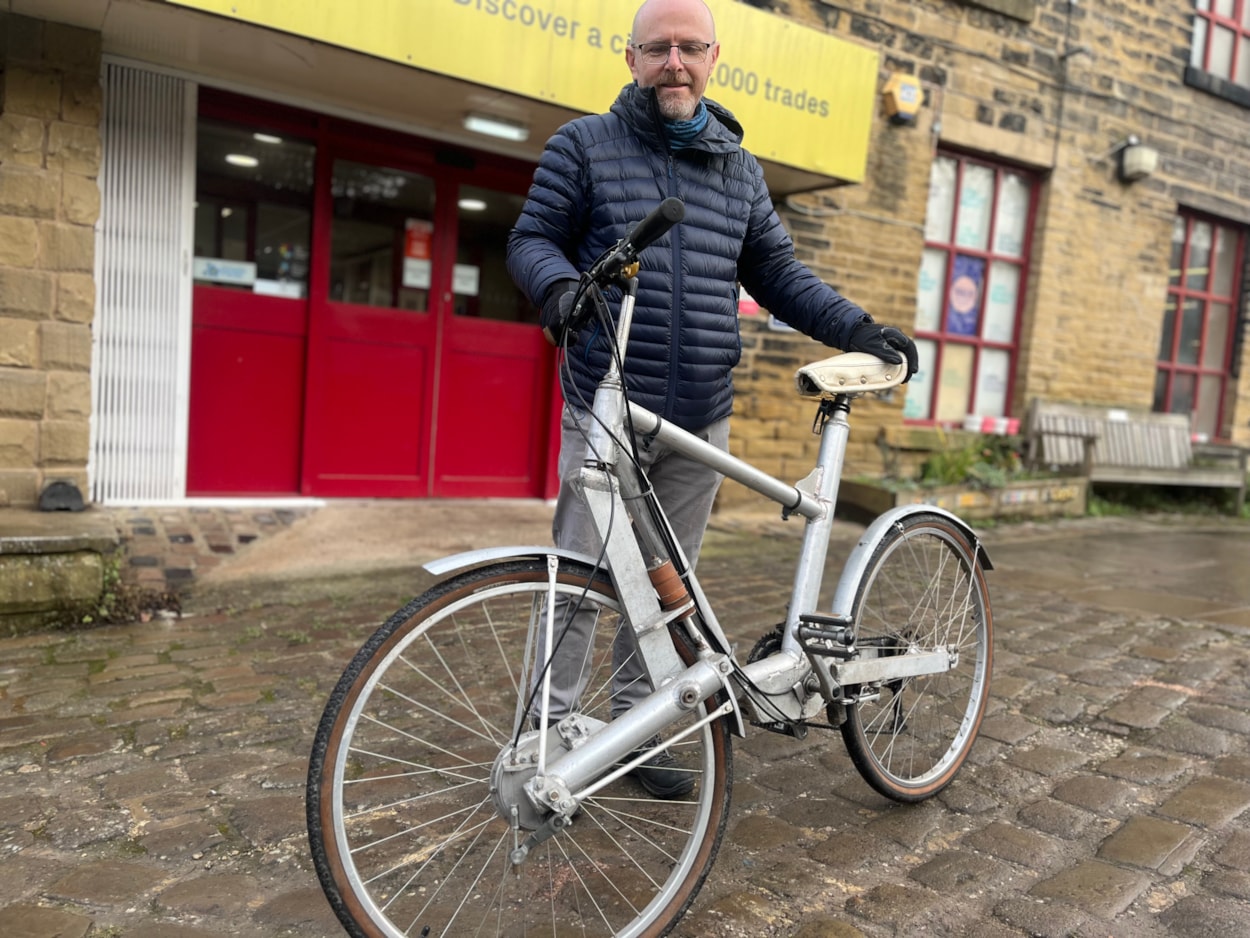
left=666, top=101, right=708, bottom=150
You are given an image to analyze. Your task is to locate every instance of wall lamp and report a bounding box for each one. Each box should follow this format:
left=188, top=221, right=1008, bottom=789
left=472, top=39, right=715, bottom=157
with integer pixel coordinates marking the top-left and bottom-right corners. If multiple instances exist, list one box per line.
left=1118, top=137, right=1158, bottom=182
left=463, top=113, right=529, bottom=142
left=1098, top=135, right=1157, bottom=183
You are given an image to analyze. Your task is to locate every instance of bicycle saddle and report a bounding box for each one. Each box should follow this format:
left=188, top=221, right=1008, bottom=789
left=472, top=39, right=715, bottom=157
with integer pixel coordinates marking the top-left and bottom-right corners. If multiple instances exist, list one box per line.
left=795, top=352, right=907, bottom=398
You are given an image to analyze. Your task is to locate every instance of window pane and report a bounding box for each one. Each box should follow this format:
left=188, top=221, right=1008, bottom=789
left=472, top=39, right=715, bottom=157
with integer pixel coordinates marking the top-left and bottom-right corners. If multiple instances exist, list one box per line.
left=924, top=157, right=957, bottom=243
left=955, top=164, right=994, bottom=250
left=1192, top=17, right=1208, bottom=68
left=983, top=261, right=1019, bottom=343
left=1178, top=297, right=1203, bottom=365
left=974, top=348, right=1009, bottom=417
left=1211, top=26, right=1235, bottom=79
left=1152, top=369, right=1168, bottom=412
left=1211, top=227, right=1236, bottom=295
left=1168, top=216, right=1185, bottom=286
left=1243, top=1, right=1250, bottom=27
left=1195, top=374, right=1222, bottom=440
left=915, top=249, right=947, bottom=332
left=330, top=160, right=435, bottom=310
left=194, top=119, right=315, bottom=295
left=1237, top=36, right=1250, bottom=85
left=1185, top=221, right=1212, bottom=290
left=1203, top=302, right=1230, bottom=368
left=936, top=343, right=975, bottom=422
left=1169, top=373, right=1195, bottom=418
left=946, top=255, right=985, bottom=336
left=454, top=186, right=538, bottom=323
left=1158, top=295, right=1177, bottom=360
left=1214, top=0, right=1234, bottom=17
left=903, top=339, right=936, bottom=420
left=991, top=173, right=1029, bottom=257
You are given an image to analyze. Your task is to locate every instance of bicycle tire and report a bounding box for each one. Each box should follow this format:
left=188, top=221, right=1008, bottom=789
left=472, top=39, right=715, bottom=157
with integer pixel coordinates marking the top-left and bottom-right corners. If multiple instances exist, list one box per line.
left=840, top=513, right=992, bottom=802
left=307, top=558, right=732, bottom=938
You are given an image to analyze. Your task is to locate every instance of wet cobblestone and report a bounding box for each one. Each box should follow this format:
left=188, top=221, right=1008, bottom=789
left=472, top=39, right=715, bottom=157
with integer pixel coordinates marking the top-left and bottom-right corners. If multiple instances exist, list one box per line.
left=0, top=512, right=1248, bottom=936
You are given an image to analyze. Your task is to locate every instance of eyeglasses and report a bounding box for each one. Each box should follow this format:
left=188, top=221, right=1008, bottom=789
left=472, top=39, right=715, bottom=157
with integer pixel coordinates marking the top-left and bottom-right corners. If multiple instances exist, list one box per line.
left=633, top=41, right=713, bottom=65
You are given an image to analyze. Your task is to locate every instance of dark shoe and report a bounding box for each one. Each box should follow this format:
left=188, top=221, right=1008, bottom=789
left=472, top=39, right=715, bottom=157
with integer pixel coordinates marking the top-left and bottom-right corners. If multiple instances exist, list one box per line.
left=626, top=735, right=694, bottom=799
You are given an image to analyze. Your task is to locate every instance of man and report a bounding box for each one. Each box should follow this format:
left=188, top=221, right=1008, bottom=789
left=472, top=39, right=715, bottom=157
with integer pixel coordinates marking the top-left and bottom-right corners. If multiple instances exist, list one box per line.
left=506, top=0, right=918, bottom=798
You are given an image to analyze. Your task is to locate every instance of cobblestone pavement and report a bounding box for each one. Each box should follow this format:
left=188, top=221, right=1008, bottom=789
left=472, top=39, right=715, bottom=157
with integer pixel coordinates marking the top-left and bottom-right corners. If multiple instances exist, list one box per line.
left=1, top=510, right=1248, bottom=937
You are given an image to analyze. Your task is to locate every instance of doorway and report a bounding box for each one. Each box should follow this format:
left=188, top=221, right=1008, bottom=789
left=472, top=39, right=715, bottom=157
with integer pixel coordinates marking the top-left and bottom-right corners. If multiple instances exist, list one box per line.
left=187, top=90, right=555, bottom=498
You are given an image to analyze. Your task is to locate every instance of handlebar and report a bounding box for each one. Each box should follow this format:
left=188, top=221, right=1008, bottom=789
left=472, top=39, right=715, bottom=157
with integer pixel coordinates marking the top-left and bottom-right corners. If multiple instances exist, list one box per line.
left=586, top=198, right=685, bottom=285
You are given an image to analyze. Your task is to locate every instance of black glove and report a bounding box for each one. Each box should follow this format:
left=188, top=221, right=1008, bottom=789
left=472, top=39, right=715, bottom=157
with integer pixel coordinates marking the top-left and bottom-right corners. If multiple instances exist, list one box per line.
left=846, top=321, right=919, bottom=384
left=540, top=280, right=580, bottom=346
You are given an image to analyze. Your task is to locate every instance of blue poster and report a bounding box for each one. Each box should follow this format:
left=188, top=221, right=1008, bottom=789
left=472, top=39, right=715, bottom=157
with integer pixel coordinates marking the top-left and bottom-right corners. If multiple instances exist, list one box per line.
left=946, top=254, right=984, bottom=336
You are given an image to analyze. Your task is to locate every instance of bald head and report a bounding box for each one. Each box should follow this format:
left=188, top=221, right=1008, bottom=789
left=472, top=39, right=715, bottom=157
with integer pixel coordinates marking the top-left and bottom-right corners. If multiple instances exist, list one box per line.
left=632, top=0, right=716, bottom=43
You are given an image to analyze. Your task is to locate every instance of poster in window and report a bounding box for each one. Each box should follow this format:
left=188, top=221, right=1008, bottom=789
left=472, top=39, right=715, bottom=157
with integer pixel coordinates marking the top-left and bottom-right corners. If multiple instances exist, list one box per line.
left=992, top=173, right=1029, bottom=258
left=983, top=261, right=1018, bottom=343
left=924, top=158, right=957, bottom=243
left=936, top=343, right=974, bottom=423
left=403, top=218, right=433, bottom=289
left=915, top=250, right=946, bottom=332
left=946, top=255, right=984, bottom=336
left=955, top=164, right=993, bottom=250
left=903, top=339, right=936, bottom=420
left=975, top=348, right=1010, bottom=417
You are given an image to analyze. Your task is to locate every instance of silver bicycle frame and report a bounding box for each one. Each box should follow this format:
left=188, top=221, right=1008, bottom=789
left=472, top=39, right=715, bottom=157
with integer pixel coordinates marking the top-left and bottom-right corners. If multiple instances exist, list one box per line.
left=505, top=278, right=987, bottom=816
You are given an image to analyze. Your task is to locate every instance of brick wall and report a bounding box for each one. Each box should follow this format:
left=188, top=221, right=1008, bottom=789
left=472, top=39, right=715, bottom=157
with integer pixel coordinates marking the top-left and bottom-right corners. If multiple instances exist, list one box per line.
left=0, top=14, right=101, bottom=507
left=719, top=0, right=1250, bottom=508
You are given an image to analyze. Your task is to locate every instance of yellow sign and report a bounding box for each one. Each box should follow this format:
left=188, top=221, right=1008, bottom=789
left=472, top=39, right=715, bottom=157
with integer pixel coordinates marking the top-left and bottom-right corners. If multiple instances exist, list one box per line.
left=165, top=0, right=878, bottom=181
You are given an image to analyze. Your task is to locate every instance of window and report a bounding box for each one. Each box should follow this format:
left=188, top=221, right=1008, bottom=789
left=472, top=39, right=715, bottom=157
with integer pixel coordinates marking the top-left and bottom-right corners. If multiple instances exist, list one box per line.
left=905, top=153, right=1036, bottom=425
left=328, top=160, right=436, bottom=310
left=1192, top=0, right=1250, bottom=88
left=194, top=119, right=316, bottom=297
left=1155, top=214, right=1246, bottom=441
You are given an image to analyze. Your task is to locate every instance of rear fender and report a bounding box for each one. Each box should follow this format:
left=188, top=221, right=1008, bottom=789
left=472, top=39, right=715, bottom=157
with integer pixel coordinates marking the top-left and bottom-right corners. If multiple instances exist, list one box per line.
left=830, top=505, right=992, bottom=617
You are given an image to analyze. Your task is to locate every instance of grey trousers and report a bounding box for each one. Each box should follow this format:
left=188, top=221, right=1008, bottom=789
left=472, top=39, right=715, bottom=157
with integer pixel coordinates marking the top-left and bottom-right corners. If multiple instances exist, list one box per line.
left=534, top=406, right=730, bottom=721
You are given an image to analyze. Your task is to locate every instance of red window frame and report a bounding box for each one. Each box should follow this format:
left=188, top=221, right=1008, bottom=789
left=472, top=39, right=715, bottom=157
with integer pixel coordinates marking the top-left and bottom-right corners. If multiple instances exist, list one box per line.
left=1193, top=0, right=1250, bottom=86
left=906, top=150, right=1039, bottom=427
left=1155, top=212, right=1247, bottom=441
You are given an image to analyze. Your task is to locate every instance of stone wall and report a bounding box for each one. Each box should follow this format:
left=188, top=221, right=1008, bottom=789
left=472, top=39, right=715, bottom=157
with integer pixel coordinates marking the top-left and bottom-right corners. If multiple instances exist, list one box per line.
left=719, top=0, right=1250, bottom=506
left=0, top=14, right=101, bottom=507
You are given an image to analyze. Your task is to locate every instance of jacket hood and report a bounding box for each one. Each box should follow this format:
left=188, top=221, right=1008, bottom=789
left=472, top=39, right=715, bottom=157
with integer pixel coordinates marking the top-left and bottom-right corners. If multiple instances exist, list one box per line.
left=610, top=83, right=743, bottom=154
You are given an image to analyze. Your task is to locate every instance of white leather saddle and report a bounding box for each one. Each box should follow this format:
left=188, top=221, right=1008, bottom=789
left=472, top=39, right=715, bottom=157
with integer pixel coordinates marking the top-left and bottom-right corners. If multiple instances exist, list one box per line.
left=795, top=352, right=907, bottom=399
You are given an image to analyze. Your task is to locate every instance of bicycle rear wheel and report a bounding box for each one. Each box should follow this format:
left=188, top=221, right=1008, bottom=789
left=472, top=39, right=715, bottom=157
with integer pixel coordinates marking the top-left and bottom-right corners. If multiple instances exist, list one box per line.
left=840, top=513, right=992, bottom=802
left=307, top=558, right=732, bottom=938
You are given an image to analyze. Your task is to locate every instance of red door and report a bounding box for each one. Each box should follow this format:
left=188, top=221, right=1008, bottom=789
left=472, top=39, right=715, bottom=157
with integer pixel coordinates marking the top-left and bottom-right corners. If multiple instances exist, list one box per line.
left=431, top=175, right=555, bottom=497
left=300, top=129, right=555, bottom=498
left=187, top=100, right=317, bottom=495
left=189, top=94, right=557, bottom=499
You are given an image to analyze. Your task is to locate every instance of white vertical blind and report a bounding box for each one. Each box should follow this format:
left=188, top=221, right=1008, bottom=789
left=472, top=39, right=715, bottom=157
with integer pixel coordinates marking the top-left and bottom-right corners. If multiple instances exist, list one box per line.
left=90, top=63, right=196, bottom=503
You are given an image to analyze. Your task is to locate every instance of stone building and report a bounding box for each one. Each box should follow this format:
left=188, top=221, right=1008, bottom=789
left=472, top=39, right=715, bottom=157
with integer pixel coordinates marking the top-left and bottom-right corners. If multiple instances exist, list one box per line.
left=0, top=0, right=1246, bottom=510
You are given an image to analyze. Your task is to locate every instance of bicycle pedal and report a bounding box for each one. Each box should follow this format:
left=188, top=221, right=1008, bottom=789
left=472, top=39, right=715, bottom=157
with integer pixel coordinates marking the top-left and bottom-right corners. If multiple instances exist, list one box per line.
left=797, top=613, right=854, bottom=659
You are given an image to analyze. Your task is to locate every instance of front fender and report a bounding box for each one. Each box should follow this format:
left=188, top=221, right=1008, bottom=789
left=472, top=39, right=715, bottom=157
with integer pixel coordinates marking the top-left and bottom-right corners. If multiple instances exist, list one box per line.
left=830, top=505, right=992, bottom=617
left=422, top=546, right=603, bottom=579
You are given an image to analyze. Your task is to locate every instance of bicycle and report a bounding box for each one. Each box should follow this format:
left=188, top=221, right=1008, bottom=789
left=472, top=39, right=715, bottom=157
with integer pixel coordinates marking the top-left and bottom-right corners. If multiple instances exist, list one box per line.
left=306, top=199, right=994, bottom=938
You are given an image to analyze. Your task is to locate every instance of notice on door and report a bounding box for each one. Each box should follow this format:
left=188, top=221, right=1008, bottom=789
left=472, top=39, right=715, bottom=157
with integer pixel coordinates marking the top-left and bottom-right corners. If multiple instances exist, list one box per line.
left=403, top=218, right=433, bottom=289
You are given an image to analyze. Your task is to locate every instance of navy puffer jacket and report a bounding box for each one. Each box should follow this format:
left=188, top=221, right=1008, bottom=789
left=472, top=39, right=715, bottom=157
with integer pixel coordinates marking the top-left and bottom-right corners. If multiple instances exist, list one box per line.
left=506, top=82, right=870, bottom=431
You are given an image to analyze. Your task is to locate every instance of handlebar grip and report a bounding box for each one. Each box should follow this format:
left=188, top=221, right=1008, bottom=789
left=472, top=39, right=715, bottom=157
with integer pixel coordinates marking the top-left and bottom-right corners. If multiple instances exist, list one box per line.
left=624, top=198, right=685, bottom=255
left=588, top=198, right=686, bottom=283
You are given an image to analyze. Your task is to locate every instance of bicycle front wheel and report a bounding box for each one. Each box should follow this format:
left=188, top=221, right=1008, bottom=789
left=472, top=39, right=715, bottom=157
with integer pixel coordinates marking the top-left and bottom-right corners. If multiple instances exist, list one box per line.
left=307, top=558, right=732, bottom=938
left=840, top=513, right=992, bottom=802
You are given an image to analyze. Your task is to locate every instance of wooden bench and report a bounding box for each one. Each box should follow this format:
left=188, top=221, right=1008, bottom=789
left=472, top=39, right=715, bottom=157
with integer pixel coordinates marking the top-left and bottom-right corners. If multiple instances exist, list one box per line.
left=1024, top=399, right=1247, bottom=515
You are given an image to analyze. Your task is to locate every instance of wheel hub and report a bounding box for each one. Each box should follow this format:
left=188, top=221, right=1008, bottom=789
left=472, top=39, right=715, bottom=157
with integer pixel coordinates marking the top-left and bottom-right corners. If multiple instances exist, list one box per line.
left=492, top=729, right=561, bottom=830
